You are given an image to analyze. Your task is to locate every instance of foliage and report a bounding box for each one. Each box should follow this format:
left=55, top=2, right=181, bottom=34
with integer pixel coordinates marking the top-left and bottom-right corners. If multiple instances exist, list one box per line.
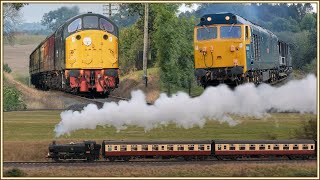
left=119, top=24, right=143, bottom=73
left=3, top=3, right=27, bottom=45
left=41, top=6, right=80, bottom=31
left=300, top=13, right=317, bottom=31
left=3, top=85, right=27, bottom=111
left=4, top=63, right=12, bottom=73
left=3, top=168, right=27, bottom=177
left=294, top=117, right=317, bottom=139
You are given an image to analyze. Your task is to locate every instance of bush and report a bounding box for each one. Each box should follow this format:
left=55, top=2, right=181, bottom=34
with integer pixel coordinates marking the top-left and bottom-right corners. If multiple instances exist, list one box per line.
left=294, top=117, right=317, bottom=139
left=4, top=168, right=27, bottom=177
left=3, top=85, right=27, bottom=111
left=4, top=63, right=12, bottom=73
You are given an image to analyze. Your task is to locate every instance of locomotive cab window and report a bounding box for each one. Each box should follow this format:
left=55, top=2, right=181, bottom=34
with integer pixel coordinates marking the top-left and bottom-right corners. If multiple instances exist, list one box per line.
left=197, top=27, right=217, bottom=40
left=83, top=16, right=99, bottom=29
left=245, top=26, right=249, bottom=39
left=220, top=26, right=241, bottom=39
left=100, top=18, right=114, bottom=32
left=68, top=18, right=82, bottom=33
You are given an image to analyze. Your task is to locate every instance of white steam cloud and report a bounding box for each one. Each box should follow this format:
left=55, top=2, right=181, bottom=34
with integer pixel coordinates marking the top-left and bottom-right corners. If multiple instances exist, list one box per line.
left=55, top=74, right=317, bottom=137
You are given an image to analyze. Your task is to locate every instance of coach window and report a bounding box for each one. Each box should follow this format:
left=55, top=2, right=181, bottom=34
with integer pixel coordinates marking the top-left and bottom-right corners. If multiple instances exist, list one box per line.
left=229, top=144, right=235, bottom=150
left=267, top=145, right=271, bottom=150
left=223, top=145, right=227, bottom=150
left=249, top=144, right=255, bottom=150
left=302, top=144, right=308, bottom=150
left=178, top=145, right=184, bottom=151
left=199, top=144, right=205, bottom=151
left=108, top=145, right=112, bottom=151
left=283, top=144, right=289, bottom=150
left=188, top=145, right=194, bottom=151
left=131, top=145, right=137, bottom=151
left=293, top=144, right=299, bottom=150
left=161, top=145, right=165, bottom=150
left=274, top=144, right=279, bottom=150
left=100, top=18, right=114, bottom=32
left=152, top=145, right=159, bottom=151
left=68, top=18, right=81, bottom=33
left=239, top=144, right=246, bottom=150
left=142, top=144, right=148, bottom=151
left=114, top=146, right=118, bottom=151
left=207, top=145, right=210, bottom=150
left=120, top=145, right=127, bottom=151
left=168, top=145, right=174, bottom=151
left=311, top=145, right=314, bottom=150
left=259, top=144, right=265, bottom=150
left=83, top=16, right=99, bottom=29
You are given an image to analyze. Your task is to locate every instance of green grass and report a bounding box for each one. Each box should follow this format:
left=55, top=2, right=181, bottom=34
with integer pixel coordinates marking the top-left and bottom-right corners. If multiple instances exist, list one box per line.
left=3, top=111, right=316, bottom=142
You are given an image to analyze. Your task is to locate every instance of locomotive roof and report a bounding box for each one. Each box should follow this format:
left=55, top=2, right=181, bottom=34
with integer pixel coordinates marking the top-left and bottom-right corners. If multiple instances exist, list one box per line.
left=214, top=139, right=315, bottom=144
left=102, top=140, right=212, bottom=144
left=197, top=12, right=277, bottom=39
left=62, top=12, right=118, bottom=30
left=30, top=12, right=118, bottom=56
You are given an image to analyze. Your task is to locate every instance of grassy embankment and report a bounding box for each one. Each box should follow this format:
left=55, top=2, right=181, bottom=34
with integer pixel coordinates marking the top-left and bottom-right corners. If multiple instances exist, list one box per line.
left=3, top=162, right=316, bottom=177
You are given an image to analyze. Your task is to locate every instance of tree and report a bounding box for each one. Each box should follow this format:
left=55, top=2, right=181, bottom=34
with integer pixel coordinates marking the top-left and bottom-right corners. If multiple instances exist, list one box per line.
left=300, top=13, right=316, bottom=31
left=41, top=6, right=80, bottom=31
left=3, top=3, right=27, bottom=45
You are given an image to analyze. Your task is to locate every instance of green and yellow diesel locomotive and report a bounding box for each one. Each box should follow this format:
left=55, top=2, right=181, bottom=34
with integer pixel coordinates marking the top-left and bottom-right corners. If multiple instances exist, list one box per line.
left=29, top=12, right=119, bottom=96
left=194, top=13, right=292, bottom=87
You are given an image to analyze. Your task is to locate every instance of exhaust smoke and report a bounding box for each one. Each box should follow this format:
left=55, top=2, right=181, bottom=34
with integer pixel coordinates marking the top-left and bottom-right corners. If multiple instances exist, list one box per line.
left=55, top=74, right=316, bottom=137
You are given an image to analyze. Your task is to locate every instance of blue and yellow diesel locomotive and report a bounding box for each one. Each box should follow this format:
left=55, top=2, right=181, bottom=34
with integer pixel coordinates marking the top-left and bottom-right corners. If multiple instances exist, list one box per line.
left=194, top=13, right=292, bottom=87
left=29, top=13, right=119, bottom=96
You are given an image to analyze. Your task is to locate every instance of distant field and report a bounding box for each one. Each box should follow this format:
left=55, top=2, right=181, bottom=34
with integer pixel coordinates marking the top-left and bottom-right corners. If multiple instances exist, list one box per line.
left=4, top=34, right=46, bottom=46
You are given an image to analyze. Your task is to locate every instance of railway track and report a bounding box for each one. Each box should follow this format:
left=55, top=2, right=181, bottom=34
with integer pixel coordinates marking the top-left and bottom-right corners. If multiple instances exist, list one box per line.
left=3, top=159, right=316, bottom=167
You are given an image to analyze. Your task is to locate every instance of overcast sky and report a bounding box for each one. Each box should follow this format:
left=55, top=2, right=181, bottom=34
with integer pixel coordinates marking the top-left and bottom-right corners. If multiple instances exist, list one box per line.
left=20, top=3, right=316, bottom=23
left=20, top=3, right=198, bottom=23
